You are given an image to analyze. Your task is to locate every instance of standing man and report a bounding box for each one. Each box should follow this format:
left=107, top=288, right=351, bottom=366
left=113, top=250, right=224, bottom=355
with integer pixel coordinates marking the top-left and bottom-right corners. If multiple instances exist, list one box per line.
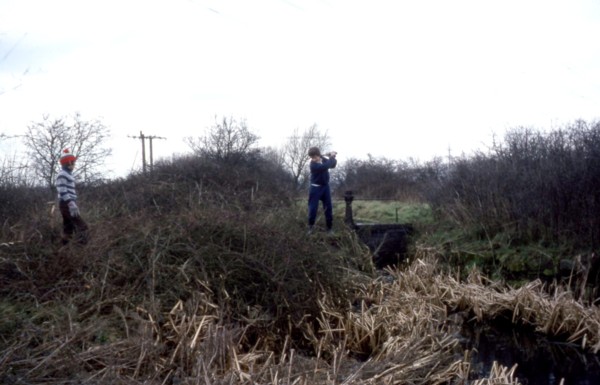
left=307, top=146, right=337, bottom=234
left=56, top=148, right=88, bottom=244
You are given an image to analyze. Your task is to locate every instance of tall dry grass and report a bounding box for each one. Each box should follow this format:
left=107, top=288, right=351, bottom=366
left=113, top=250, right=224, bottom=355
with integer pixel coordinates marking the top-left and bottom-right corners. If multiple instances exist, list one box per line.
left=2, top=154, right=594, bottom=384
left=3, top=241, right=531, bottom=384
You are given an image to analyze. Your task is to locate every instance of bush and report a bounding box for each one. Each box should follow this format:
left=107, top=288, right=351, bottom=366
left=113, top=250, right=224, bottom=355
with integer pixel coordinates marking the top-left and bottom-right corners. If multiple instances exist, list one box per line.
left=0, top=153, right=373, bottom=360
left=426, top=120, right=600, bottom=250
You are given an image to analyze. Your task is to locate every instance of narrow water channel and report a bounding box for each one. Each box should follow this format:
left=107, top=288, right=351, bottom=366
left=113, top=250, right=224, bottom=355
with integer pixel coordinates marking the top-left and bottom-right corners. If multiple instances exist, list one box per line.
left=460, top=320, right=600, bottom=385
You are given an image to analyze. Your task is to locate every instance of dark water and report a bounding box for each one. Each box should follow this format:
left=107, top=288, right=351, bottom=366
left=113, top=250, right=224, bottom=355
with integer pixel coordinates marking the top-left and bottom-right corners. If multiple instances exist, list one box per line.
left=460, top=320, right=600, bottom=385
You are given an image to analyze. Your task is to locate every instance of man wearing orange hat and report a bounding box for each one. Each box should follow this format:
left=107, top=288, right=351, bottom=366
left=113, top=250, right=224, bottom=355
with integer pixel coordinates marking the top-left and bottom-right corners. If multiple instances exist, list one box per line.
left=56, top=148, right=88, bottom=244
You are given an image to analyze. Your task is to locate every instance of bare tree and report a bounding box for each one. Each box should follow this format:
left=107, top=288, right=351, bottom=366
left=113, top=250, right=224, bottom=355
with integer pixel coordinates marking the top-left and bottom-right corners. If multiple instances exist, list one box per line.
left=1, top=135, right=26, bottom=185
left=185, top=116, right=259, bottom=163
left=22, top=113, right=112, bottom=188
left=0, top=151, right=30, bottom=186
left=69, top=113, right=112, bottom=182
left=281, top=123, right=331, bottom=189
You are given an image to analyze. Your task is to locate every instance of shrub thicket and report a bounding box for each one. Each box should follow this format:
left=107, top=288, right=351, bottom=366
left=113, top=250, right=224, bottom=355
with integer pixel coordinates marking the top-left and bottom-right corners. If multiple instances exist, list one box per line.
left=427, top=120, right=600, bottom=250
left=336, top=155, right=427, bottom=200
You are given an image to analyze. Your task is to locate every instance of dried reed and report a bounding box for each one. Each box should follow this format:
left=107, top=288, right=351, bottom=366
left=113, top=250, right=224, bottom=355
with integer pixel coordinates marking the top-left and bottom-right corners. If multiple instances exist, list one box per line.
left=2, top=250, right=528, bottom=384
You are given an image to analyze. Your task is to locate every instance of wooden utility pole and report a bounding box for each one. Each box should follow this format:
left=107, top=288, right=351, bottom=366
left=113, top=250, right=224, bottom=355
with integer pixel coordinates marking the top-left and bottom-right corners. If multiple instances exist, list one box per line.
left=129, top=131, right=166, bottom=174
left=147, top=134, right=166, bottom=173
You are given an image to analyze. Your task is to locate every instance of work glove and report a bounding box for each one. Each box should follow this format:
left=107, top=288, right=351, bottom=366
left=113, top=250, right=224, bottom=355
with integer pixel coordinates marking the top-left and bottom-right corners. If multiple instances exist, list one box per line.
left=68, top=201, right=80, bottom=217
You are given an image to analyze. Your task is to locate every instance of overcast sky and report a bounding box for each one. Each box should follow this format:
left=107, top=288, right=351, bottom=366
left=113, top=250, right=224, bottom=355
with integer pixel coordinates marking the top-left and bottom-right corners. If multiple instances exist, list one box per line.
left=1, top=0, right=600, bottom=177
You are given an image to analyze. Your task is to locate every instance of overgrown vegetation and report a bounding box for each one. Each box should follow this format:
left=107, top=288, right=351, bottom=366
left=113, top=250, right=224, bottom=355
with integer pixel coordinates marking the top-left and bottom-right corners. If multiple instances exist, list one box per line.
left=416, top=120, right=600, bottom=285
left=0, top=151, right=529, bottom=384
left=427, top=121, right=600, bottom=247
left=0, top=153, right=369, bottom=382
left=334, top=119, right=600, bottom=284
left=3, top=118, right=600, bottom=383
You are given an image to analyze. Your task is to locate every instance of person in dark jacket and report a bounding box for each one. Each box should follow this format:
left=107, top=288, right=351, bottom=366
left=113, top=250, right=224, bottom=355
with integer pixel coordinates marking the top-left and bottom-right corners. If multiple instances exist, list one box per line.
left=56, top=148, right=88, bottom=244
left=307, top=146, right=337, bottom=234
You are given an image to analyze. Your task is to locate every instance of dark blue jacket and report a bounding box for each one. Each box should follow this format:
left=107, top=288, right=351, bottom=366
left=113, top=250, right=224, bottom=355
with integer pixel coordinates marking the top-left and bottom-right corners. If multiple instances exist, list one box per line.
left=310, top=156, right=337, bottom=186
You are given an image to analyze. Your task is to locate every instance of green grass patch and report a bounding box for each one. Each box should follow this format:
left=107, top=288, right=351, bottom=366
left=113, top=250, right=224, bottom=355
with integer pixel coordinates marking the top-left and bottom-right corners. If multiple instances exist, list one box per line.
left=334, top=200, right=433, bottom=226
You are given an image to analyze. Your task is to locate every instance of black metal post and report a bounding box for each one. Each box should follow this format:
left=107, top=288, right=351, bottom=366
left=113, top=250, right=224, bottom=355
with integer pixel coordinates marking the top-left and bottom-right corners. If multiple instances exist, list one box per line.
left=344, top=190, right=356, bottom=228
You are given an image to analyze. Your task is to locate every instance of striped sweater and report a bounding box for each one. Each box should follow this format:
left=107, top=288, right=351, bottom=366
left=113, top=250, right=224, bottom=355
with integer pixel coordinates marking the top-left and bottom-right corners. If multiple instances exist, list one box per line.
left=56, top=168, right=78, bottom=203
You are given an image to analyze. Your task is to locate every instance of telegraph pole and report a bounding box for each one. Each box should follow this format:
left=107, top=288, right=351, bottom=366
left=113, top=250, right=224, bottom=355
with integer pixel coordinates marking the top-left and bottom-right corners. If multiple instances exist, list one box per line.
left=147, top=134, right=166, bottom=173
left=128, top=131, right=166, bottom=174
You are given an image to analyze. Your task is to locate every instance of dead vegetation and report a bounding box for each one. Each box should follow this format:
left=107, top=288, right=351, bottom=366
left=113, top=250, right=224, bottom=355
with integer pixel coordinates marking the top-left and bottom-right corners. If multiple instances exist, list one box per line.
left=2, top=247, right=528, bottom=384
left=1, top=156, right=597, bottom=384
left=408, top=248, right=600, bottom=353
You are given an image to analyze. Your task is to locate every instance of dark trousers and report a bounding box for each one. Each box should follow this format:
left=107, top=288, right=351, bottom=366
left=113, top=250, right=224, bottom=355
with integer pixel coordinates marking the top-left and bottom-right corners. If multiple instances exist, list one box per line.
left=59, top=201, right=89, bottom=244
left=308, top=185, right=333, bottom=230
